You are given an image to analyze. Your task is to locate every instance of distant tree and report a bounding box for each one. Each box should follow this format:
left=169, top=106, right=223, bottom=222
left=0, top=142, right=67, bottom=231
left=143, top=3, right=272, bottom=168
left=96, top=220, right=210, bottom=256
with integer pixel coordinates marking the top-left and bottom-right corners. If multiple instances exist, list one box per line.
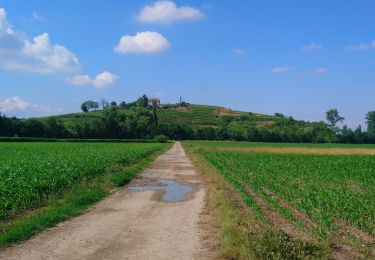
left=326, top=109, right=344, bottom=130
left=136, top=95, right=148, bottom=108
left=110, top=101, right=117, bottom=107
left=81, top=102, right=89, bottom=113
left=100, top=99, right=109, bottom=109
left=354, top=125, right=364, bottom=143
left=340, top=125, right=355, bottom=143
left=46, top=117, right=66, bottom=138
left=92, top=101, right=99, bottom=110
left=119, top=101, right=127, bottom=108
left=274, top=113, right=285, bottom=118
left=366, top=111, right=375, bottom=134
left=81, top=100, right=99, bottom=113
left=152, top=104, right=158, bottom=127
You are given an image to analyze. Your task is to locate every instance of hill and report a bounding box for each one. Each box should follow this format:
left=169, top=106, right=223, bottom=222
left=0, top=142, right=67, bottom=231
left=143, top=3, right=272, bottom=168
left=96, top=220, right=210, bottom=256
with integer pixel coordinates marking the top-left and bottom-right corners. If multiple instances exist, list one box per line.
left=2, top=102, right=341, bottom=143
left=42, top=104, right=282, bottom=129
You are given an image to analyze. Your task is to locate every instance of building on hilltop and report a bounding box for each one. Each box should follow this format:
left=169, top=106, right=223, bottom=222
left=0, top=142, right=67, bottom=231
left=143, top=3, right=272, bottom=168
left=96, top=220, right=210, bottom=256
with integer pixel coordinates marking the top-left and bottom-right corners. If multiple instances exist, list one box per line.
left=148, top=98, right=160, bottom=107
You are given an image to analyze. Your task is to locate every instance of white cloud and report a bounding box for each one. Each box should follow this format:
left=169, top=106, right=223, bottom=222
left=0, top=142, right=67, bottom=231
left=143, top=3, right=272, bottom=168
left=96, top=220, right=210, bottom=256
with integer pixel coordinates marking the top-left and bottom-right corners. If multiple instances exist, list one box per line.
left=345, top=40, right=375, bottom=51
left=67, top=74, right=92, bottom=86
left=93, top=71, right=118, bottom=88
left=0, top=8, right=80, bottom=73
left=0, top=8, right=13, bottom=34
left=312, top=67, right=328, bottom=75
left=67, top=71, right=118, bottom=89
left=272, top=65, right=289, bottom=74
left=301, top=43, right=323, bottom=52
left=137, top=1, right=204, bottom=24
left=0, top=96, right=29, bottom=112
left=114, top=31, right=170, bottom=54
left=233, top=48, right=245, bottom=55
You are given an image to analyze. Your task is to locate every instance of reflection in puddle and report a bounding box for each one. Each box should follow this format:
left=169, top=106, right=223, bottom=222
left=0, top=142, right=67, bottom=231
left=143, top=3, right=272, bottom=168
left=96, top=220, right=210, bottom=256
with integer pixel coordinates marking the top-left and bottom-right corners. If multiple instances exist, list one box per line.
left=129, top=179, right=194, bottom=202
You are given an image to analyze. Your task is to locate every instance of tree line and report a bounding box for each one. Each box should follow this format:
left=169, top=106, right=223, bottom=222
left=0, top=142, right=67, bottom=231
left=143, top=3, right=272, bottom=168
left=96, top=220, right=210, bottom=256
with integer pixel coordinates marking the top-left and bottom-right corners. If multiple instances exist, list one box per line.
left=1, top=96, right=375, bottom=143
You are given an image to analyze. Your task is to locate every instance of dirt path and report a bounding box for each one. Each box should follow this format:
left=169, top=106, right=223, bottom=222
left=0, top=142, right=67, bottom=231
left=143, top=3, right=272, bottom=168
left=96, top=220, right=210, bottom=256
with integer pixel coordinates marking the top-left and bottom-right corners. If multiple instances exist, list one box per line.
left=0, top=142, right=212, bottom=260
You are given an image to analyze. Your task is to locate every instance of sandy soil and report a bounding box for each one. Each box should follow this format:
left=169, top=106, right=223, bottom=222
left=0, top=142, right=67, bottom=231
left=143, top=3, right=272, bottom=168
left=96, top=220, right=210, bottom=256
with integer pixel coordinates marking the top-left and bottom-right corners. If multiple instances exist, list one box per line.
left=0, top=142, right=212, bottom=260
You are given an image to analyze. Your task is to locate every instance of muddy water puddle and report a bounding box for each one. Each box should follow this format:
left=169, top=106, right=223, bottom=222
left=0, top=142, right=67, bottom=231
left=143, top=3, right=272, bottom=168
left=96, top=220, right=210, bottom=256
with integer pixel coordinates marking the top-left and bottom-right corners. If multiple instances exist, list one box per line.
left=129, top=179, right=203, bottom=202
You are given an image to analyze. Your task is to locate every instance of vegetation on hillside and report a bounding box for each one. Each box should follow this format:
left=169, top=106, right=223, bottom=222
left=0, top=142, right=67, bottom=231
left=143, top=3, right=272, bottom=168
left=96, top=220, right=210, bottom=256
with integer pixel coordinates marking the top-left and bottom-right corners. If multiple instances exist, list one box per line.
left=1, top=95, right=375, bottom=143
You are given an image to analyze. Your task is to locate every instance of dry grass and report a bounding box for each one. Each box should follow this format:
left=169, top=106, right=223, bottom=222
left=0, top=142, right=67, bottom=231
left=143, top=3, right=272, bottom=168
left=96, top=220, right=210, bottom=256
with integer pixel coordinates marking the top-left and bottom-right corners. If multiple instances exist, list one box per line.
left=194, top=146, right=375, bottom=155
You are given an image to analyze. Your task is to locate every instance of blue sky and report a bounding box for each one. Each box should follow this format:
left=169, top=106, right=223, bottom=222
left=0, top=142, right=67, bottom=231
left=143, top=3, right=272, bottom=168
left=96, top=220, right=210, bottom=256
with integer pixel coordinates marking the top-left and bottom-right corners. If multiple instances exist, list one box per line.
left=0, top=0, right=374, bottom=128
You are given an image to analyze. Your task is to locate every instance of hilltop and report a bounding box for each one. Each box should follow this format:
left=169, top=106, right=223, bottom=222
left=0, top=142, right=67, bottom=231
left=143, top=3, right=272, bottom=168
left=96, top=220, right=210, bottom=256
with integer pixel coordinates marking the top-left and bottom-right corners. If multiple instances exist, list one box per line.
left=43, top=104, right=281, bottom=129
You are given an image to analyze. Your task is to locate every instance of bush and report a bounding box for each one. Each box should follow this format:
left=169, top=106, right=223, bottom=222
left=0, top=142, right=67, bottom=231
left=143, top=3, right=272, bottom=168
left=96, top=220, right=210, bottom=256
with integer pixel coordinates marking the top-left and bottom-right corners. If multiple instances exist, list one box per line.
left=154, top=134, right=169, bottom=143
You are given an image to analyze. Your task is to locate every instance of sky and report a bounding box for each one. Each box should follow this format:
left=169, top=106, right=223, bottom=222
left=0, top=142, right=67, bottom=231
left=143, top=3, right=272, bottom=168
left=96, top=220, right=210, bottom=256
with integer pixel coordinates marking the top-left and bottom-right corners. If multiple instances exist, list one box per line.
left=0, top=0, right=374, bottom=128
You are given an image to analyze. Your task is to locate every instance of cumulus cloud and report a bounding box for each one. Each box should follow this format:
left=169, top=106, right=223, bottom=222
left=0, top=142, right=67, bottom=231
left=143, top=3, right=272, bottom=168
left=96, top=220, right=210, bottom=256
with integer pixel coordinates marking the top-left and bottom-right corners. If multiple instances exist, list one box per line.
left=300, top=43, right=323, bottom=52
left=272, top=65, right=289, bottom=74
left=67, top=71, right=118, bottom=89
left=114, top=31, right=170, bottom=54
left=0, top=96, right=29, bottom=112
left=0, top=8, right=80, bottom=73
left=137, top=1, right=204, bottom=24
left=345, top=40, right=375, bottom=51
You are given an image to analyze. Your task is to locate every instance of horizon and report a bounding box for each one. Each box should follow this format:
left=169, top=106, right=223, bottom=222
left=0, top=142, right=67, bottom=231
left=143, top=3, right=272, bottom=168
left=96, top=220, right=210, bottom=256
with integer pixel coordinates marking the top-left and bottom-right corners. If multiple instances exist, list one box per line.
left=1, top=0, right=374, bottom=129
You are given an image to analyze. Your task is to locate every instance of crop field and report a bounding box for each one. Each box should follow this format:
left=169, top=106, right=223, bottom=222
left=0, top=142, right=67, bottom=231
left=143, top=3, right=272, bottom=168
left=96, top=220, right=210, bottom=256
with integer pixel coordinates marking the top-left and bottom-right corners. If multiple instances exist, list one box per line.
left=185, top=141, right=375, bottom=257
left=0, top=142, right=166, bottom=219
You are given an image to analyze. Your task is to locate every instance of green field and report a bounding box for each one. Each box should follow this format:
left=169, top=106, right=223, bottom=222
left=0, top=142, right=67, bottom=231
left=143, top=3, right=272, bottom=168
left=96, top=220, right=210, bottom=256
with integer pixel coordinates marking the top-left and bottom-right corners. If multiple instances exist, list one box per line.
left=0, top=142, right=166, bottom=219
left=185, top=141, right=375, bottom=258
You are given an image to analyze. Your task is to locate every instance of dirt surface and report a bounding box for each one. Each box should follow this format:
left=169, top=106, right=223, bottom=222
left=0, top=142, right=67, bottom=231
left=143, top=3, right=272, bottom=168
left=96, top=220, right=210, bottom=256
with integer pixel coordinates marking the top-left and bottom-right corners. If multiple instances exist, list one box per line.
left=0, top=142, right=212, bottom=260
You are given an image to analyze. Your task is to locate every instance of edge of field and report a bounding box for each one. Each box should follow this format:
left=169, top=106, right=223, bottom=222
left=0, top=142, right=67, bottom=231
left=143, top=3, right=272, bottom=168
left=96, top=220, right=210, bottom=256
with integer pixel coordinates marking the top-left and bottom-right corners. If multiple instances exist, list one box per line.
left=183, top=143, right=329, bottom=259
left=0, top=142, right=172, bottom=249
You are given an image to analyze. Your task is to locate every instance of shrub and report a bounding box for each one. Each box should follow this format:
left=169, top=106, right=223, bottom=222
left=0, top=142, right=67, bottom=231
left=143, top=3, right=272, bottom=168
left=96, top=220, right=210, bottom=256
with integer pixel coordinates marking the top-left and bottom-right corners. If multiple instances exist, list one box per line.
left=154, top=134, right=169, bottom=143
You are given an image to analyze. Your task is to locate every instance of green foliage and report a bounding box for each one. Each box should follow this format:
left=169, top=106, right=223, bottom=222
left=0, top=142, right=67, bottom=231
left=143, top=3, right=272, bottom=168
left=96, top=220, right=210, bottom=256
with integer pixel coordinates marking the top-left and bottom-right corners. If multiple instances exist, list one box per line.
left=0, top=142, right=165, bottom=219
left=81, top=100, right=99, bottom=113
left=326, top=108, right=344, bottom=130
left=154, top=134, right=169, bottom=143
left=136, top=94, right=148, bottom=108
left=1, top=99, right=375, bottom=143
left=366, top=111, right=375, bottom=135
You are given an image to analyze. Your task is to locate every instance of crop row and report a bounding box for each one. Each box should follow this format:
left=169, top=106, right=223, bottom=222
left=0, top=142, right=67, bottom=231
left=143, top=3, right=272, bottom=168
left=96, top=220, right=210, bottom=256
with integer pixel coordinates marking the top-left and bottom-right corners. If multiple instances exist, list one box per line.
left=0, top=142, right=165, bottom=219
left=198, top=150, right=375, bottom=239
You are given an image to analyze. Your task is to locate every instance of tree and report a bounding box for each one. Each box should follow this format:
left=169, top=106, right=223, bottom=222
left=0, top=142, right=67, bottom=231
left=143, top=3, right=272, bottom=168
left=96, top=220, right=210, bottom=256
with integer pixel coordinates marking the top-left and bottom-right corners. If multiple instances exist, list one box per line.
left=136, top=95, right=148, bottom=108
left=326, top=109, right=344, bottom=130
left=366, top=111, right=375, bottom=134
left=274, top=113, right=285, bottom=118
left=81, top=102, right=89, bottom=113
left=92, top=101, right=99, bottom=110
left=110, top=101, right=117, bottom=107
left=81, top=100, right=99, bottom=113
left=100, top=99, right=109, bottom=109
left=152, top=104, right=158, bottom=127
left=119, top=101, right=127, bottom=108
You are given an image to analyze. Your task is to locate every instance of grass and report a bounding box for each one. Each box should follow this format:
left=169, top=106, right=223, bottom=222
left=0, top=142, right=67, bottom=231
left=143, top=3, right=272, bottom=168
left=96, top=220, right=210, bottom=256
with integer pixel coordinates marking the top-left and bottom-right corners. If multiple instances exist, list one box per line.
left=184, top=141, right=375, bottom=259
left=0, top=142, right=171, bottom=248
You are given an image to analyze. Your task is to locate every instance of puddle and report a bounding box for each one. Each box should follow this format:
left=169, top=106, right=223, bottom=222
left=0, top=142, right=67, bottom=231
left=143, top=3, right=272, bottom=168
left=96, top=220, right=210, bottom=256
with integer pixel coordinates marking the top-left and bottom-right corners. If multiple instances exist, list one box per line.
left=129, top=179, right=194, bottom=202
